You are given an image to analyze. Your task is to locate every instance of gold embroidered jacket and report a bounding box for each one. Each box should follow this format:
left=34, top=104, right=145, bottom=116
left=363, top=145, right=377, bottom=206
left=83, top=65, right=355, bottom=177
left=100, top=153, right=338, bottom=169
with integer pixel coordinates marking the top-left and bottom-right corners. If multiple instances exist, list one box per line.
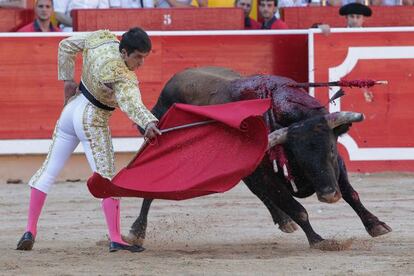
left=58, top=30, right=157, bottom=129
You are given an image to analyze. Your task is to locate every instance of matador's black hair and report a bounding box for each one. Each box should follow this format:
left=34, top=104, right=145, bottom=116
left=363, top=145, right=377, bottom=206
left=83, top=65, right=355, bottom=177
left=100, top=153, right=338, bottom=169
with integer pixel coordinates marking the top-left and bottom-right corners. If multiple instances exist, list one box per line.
left=119, top=27, right=152, bottom=55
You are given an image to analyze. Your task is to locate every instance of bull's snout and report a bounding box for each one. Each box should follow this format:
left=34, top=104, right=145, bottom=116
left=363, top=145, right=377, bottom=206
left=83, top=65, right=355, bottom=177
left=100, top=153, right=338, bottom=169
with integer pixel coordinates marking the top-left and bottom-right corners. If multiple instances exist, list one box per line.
left=317, top=190, right=342, bottom=203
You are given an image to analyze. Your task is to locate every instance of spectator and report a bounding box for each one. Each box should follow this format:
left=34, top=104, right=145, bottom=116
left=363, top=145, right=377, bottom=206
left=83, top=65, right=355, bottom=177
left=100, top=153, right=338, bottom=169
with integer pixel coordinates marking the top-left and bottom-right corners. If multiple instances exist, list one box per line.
left=370, top=0, right=383, bottom=5
left=17, top=0, right=60, bottom=32
left=311, top=2, right=371, bottom=35
left=402, top=0, right=413, bottom=5
left=370, top=0, right=398, bottom=5
left=54, top=0, right=111, bottom=32
left=278, top=0, right=308, bottom=7
left=0, top=0, right=26, bottom=8
left=339, top=2, right=372, bottom=28
left=326, top=0, right=344, bottom=6
left=110, top=0, right=155, bottom=7
left=235, top=0, right=260, bottom=29
left=259, top=0, right=288, bottom=29
left=156, top=0, right=208, bottom=7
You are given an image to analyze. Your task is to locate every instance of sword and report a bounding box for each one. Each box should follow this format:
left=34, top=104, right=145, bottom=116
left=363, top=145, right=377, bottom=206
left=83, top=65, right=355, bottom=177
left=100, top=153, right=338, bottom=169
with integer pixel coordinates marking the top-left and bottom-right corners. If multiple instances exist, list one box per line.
left=160, top=120, right=216, bottom=134
left=127, top=120, right=217, bottom=167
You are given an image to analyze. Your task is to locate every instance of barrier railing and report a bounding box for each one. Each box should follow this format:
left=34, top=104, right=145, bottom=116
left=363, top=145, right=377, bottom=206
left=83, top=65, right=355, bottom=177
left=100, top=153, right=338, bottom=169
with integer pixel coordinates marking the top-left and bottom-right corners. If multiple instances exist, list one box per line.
left=282, top=6, right=414, bottom=29
left=1, top=28, right=413, bottom=172
left=72, top=8, right=244, bottom=31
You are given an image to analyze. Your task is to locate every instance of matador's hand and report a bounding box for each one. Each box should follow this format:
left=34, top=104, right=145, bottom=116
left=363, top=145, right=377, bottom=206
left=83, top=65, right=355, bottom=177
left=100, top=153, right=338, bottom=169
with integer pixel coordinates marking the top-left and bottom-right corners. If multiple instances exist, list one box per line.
left=63, top=80, right=78, bottom=105
left=144, top=121, right=162, bottom=142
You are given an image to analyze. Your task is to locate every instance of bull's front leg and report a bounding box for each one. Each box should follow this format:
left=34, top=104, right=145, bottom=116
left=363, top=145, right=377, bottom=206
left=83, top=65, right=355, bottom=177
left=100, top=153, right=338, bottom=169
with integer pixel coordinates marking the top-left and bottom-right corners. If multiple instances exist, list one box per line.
left=269, top=205, right=299, bottom=233
left=124, top=198, right=153, bottom=246
left=337, top=156, right=392, bottom=237
left=244, top=166, right=327, bottom=248
left=243, top=177, right=298, bottom=233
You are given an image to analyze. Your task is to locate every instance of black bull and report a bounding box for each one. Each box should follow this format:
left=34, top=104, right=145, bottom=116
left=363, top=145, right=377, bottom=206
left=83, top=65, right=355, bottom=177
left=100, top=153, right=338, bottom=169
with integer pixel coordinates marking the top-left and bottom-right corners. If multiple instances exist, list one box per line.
left=126, top=67, right=391, bottom=249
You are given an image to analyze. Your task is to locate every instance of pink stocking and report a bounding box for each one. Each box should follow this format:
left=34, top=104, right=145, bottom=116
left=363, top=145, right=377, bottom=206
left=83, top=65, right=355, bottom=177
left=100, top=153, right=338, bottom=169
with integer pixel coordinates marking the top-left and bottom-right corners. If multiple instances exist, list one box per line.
left=26, top=188, right=47, bottom=238
left=102, top=198, right=128, bottom=245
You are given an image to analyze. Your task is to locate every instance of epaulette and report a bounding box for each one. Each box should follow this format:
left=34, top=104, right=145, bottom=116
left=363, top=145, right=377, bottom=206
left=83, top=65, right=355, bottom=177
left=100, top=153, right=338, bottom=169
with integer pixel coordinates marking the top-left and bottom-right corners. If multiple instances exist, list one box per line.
left=100, top=59, right=136, bottom=84
left=85, top=30, right=118, bottom=49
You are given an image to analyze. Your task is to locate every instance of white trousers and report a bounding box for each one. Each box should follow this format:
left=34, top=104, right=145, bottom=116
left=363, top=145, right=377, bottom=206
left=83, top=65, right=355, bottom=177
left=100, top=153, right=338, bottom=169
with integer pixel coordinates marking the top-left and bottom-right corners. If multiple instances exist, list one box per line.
left=29, top=93, right=115, bottom=194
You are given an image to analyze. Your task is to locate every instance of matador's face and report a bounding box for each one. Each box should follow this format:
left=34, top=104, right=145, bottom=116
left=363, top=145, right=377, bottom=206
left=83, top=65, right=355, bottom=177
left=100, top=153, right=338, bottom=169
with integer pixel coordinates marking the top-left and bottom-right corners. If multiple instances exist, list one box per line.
left=121, top=49, right=150, bottom=71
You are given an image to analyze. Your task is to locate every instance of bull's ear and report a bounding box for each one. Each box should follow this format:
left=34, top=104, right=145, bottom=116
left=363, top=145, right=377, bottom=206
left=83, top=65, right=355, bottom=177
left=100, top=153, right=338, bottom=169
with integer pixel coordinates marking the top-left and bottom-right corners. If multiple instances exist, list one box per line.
left=333, top=123, right=352, bottom=137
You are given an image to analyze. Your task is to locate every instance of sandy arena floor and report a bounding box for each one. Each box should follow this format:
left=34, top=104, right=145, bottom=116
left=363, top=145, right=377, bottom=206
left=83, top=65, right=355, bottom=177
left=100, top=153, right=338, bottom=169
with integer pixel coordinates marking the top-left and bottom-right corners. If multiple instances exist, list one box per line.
left=1, top=173, right=413, bottom=275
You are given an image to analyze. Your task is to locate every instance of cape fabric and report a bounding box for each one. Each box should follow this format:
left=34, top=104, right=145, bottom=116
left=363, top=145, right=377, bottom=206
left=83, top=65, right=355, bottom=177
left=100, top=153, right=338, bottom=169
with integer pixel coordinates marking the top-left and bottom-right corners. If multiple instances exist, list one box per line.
left=87, top=99, right=270, bottom=200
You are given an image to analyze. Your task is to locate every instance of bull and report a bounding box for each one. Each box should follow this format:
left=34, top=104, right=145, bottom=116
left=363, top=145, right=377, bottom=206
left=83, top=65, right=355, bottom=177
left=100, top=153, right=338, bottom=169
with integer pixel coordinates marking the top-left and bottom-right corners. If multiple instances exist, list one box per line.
left=125, top=66, right=392, bottom=249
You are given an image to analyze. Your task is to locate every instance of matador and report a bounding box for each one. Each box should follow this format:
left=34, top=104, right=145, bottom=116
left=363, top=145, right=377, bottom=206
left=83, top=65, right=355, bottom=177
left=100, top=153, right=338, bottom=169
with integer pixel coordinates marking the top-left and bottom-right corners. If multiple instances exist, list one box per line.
left=16, top=27, right=161, bottom=253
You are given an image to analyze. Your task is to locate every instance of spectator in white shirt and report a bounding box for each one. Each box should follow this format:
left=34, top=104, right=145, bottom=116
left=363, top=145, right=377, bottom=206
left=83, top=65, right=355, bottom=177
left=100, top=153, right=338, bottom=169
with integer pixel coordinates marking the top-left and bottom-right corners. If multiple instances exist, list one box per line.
left=110, top=0, right=155, bottom=7
left=370, top=0, right=399, bottom=5
left=278, top=0, right=308, bottom=7
left=155, top=0, right=208, bottom=7
left=54, top=0, right=111, bottom=32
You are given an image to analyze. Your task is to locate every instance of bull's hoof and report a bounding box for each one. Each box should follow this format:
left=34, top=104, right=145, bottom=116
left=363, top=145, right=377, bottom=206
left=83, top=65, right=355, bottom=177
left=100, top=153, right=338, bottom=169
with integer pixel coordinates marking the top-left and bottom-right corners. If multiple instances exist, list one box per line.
left=310, top=238, right=354, bottom=251
left=278, top=220, right=298, bottom=233
left=122, top=232, right=145, bottom=247
left=367, top=222, right=392, bottom=237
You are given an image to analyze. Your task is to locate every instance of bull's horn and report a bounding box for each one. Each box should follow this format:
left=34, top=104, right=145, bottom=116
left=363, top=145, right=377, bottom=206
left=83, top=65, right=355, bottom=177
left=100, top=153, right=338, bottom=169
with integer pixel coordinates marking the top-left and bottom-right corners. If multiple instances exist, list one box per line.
left=267, top=127, right=288, bottom=149
left=325, top=111, right=364, bottom=129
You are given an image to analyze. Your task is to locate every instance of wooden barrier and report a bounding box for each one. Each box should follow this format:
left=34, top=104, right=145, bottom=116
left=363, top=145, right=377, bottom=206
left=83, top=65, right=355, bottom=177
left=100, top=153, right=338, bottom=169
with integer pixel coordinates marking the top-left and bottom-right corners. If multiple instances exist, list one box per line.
left=0, top=31, right=308, bottom=140
left=3, top=6, right=414, bottom=33
left=72, top=8, right=244, bottom=31
left=282, top=6, right=414, bottom=29
left=310, top=28, right=414, bottom=172
left=1, top=29, right=413, bottom=172
left=0, top=8, right=33, bottom=32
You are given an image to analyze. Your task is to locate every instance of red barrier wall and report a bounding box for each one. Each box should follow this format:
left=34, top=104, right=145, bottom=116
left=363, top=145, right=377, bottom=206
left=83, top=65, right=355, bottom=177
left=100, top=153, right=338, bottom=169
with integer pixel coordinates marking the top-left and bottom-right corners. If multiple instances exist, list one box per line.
left=2, top=29, right=413, bottom=172
left=3, top=6, right=414, bottom=33
left=310, top=29, right=414, bottom=172
left=0, top=8, right=33, bottom=32
left=0, top=32, right=308, bottom=139
left=72, top=8, right=244, bottom=31
left=282, top=6, right=414, bottom=29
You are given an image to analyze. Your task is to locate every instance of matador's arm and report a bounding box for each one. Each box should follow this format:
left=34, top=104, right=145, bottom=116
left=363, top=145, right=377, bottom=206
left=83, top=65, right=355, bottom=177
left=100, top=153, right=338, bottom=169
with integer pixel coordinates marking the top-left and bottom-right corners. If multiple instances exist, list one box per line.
left=114, top=78, right=158, bottom=130
left=57, top=33, right=88, bottom=81
left=57, top=33, right=89, bottom=104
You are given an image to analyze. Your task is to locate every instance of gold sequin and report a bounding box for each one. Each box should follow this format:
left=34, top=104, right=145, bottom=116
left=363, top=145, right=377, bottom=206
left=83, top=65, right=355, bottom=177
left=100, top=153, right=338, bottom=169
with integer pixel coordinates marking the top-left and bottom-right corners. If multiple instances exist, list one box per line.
left=28, top=123, right=60, bottom=189
left=57, top=30, right=157, bottom=129
left=82, top=103, right=115, bottom=179
left=85, top=30, right=117, bottom=49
